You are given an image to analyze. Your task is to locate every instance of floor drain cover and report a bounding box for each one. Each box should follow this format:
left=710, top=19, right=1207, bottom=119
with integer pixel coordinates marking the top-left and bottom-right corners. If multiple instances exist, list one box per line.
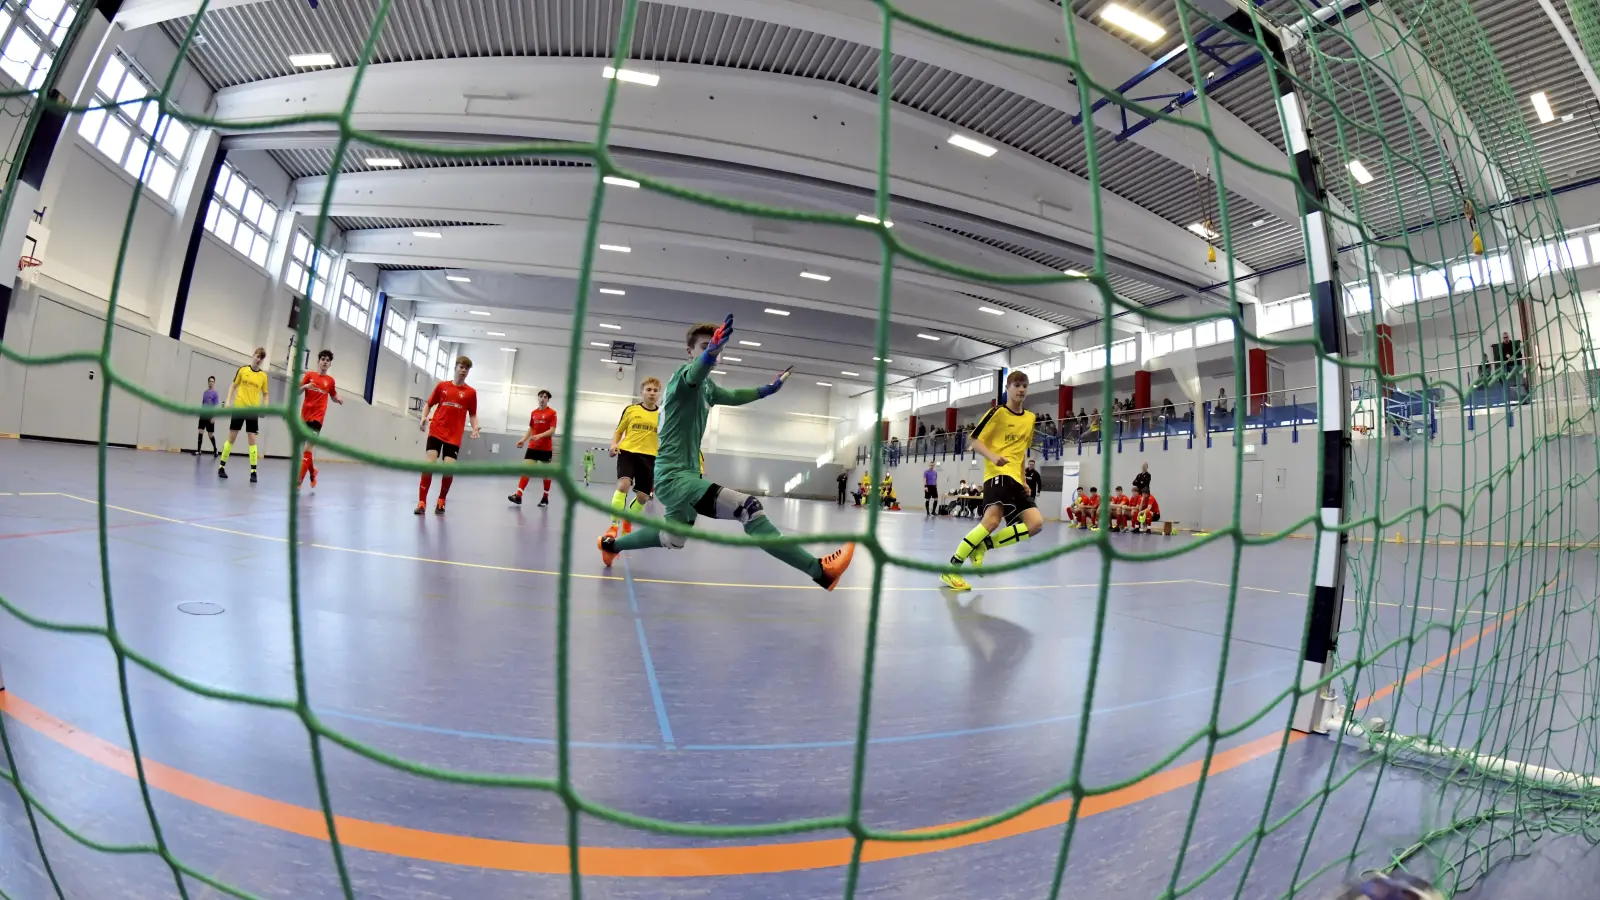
left=176, top=601, right=225, bottom=616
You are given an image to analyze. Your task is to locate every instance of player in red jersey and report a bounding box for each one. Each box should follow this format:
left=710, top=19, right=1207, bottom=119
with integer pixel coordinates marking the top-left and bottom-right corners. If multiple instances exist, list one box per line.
left=298, top=349, right=343, bottom=488
left=509, top=389, right=558, bottom=507
left=1133, top=488, right=1162, bottom=533
left=416, top=356, right=480, bottom=515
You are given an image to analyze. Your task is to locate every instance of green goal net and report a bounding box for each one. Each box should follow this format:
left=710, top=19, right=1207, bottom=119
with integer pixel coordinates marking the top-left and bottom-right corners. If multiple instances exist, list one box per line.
left=1, top=0, right=1598, bottom=898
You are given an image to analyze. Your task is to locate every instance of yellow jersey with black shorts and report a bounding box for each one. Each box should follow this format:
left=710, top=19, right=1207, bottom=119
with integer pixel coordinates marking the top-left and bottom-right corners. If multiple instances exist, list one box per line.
left=971, top=404, right=1037, bottom=520
left=229, top=365, right=270, bottom=434
left=614, top=403, right=660, bottom=494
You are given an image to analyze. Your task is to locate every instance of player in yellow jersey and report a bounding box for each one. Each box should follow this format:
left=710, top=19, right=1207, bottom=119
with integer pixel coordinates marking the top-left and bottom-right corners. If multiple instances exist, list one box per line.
left=218, top=346, right=270, bottom=483
left=940, top=370, right=1045, bottom=591
left=605, top=376, right=661, bottom=540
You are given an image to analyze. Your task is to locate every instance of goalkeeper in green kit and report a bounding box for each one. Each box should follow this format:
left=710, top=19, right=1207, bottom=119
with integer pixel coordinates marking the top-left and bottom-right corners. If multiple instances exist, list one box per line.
left=598, top=316, right=856, bottom=590
left=581, top=447, right=596, bottom=486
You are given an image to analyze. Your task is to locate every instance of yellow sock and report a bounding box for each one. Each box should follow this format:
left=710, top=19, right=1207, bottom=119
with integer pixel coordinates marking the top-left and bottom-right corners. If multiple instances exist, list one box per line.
left=610, top=490, right=627, bottom=523
left=991, top=523, right=1032, bottom=549
left=950, top=524, right=992, bottom=566
left=219, top=441, right=233, bottom=464
left=629, top=496, right=647, bottom=513
left=248, top=445, right=259, bottom=469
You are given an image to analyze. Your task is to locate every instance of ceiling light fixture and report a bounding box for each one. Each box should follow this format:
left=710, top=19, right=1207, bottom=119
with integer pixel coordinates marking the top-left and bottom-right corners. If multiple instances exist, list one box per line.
left=590, top=341, right=609, bottom=347
left=487, top=331, right=506, bottom=337
left=413, top=230, right=442, bottom=238
left=765, top=308, right=790, bottom=316
left=841, top=370, right=860, bottom=376
left=602, top=66, right=659, bottom=86
left=366, top=157, right=402, bottom=168
left=1251, top=219, right=1266, bottom=228
left=601, top=358, right=618, bottom=364
left=1187, top=222, right=1219, bottom=240
left=1099, top=3, right=1166, bottom=43
left=856, top=214, right=894, bottom=227
left=1347, top=159, right=1374, bottom=185
left=873, top=356, right=893, bottom=363
left=917, top=333, right=940, bottom=341
left=446, top=275, right=471, bottom=283
left=800, top=271, right=831, bottom=281
left=288, top=52, right=336, bottom=68
left=816, top=382, right=833, bottom=387
left=599, top=288, right=626, bottom=295
left=712, top=369, right=728, bottom=375
left=599, top=244, right=631, bottom=253
left=603, top=176, right=640, bottom=188
left=501, top=347, right=517, bottom=352
left=723, top=356, right=742, bottom=362
left=1531, top=90, right=1555, bottom=124
left=599, top=323, right=622, bottom=330
left=469, top=310, right=491, bottom=316
left=979, top=306, right=1005, bottom=315
left=947, top=133, right=998, bottom=157
left=1063, top=268, right=1086, bottom=277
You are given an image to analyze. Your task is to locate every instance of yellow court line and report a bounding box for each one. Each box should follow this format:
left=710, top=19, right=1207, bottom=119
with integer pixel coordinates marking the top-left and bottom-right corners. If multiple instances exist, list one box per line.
left=44, top=492, right=1182, bottom=594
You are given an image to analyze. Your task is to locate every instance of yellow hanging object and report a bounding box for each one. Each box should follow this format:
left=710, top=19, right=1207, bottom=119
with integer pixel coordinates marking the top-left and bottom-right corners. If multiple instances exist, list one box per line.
left=1207, top=244, right=1217, bottom=263
left=1471, top=231, right=1485, bottom=256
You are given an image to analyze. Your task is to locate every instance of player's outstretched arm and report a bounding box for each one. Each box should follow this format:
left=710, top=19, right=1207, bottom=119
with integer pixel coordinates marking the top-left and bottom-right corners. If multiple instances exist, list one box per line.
left=711, top=366, right=790, bottom=408
left=684, top=314, right=733, bottom=386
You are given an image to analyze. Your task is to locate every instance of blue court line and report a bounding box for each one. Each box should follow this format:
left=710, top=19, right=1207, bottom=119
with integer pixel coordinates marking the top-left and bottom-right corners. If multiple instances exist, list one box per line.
left=624, top=557, right=677, bottom=748
left=315, top=666, right=1293, bottom=753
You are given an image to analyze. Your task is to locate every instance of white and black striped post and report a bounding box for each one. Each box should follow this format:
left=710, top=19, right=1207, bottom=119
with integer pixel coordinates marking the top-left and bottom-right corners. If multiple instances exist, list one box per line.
left=1263, top=27, right=1350, bottom=735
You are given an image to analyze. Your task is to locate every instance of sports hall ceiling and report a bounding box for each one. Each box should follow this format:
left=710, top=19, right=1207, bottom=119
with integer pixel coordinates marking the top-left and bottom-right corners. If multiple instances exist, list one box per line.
left=133, top=0, right=1600, bottom=386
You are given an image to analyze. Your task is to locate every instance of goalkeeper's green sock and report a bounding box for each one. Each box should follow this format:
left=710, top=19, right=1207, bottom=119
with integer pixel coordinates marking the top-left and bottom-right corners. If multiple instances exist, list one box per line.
left=743, top=515, right=824, bottom=580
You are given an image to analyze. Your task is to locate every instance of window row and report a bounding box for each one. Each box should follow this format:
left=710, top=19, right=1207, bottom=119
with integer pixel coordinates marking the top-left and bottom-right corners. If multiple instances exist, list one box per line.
left=1011, top=356, right=1061, bottom=386
left=915, top=385, right=949, bottom=409
left=952, top=373, right=994, bottom=400
left=0, top=0, right=75, bottom=91
left=203, top=161, right=279, bottom=268
left=1144, top=317, right=1236, bottom=359
left=1063, top=338, right=1136, bottom=377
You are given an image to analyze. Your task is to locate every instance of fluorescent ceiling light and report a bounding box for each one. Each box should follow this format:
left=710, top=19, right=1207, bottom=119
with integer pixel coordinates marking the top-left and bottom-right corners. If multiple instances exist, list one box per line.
left=1099, top=3, right=1165, bottom=43
left=765, top=308, right=790, bottom=316
left=599, top=322, right=622, bottom=330
left=487, top=331, right=506, bottom=337
left=590, top=341, right=609, bottom=347
left=800, top=271, right=831, bottom=281
left=1251, top=218, right=1266, bottom=228
left=1063, top=268, right=1086, bottom=276
left=979, top=306, right=1005, bottom=315
left=1347, top=159, right=1374, bottom=185
left=816, top=382, right=833, bottom=387
left=366, top=157, right=402, bottom=168
left=712, top=369, right=728, bottom=375
left=739, top=340, right=761, bottom=347
left=917, top=333, right=940, bottom=341
left=446, top=275, right=471, bottom=283
left=873, top=356, right=893, bottom=363
left=501, top=347, right=517, bottom=351
left=1562, top=113, right=1576, bottom=123
left=603, top=176, right=640, bottom=188
left=856, top=214, right=893, bottom=227
left=469, top=310, right=491, bottom=316
left=601, top=358, right=618, bottom=364
left=413, top=230, right=442, bottom=238
left=599, top=244, right=631, bottom=253
left=1187, top=222, right=1219, bottom=240
left=288, top=52, right=336, bottom=68
left=723, top=356, right=742, bottom=362
left=602, top=66, right=659, bottom=86
left=1531, top=91, right=1555, bottom=124
left=947, top=133, right=998, bottom=157
left=599, top=288, right=626, bottom=295
left=841, top=370, right=860, bottom=376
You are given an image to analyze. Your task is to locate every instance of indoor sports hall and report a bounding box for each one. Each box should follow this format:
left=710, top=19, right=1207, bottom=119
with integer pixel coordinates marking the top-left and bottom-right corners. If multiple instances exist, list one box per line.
left=0, top=0, right=1597, bottom=898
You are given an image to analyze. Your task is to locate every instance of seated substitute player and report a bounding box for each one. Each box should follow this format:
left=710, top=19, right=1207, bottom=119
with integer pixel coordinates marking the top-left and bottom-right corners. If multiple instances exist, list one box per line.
left=509, top=390, right=558, bottom=506
left=1108, top=485, right=1129, bottom=532
left=1134, top=487, right=1162, bottom=533
left=218, top=346, right=269, bottom=483
left=298, top=349, right=343, bottom=489
left=599, top=317, right=855, bottom=590
left=1073, top=486, right=1102, bottom=529
left=417, top=356, right=480, bottom=515
left=604, top=376, right=662, bottom=538
left=940, top=370, right=1045, bottom=592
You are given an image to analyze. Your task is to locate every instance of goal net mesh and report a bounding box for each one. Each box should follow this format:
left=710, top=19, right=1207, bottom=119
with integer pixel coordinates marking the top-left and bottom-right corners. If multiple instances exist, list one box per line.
left=0, top=0, right=1598, bottom=897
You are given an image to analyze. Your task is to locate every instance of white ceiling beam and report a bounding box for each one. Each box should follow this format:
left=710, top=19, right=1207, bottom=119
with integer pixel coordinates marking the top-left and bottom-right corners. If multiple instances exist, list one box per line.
left=113, top=0, right=267, bottom=30
left=1535, top=0, right=1600, bottom=120
left=214, top=57, right=1253, bottom=292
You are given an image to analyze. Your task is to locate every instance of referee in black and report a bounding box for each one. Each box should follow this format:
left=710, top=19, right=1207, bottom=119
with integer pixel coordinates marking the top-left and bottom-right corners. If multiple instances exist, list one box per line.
left=837, top=470, right=849, bottom=505
left=1133, top=461, right=1152, bottom=496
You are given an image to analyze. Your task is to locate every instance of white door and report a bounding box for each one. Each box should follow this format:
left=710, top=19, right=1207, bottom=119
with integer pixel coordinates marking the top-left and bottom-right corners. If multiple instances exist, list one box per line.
left=1241, top=459, right=1264, bottom=534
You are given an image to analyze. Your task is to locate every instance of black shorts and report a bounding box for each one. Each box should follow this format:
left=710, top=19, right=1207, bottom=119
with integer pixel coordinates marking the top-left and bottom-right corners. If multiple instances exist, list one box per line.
left=524, top=447, right=553, bottom=463
left=228, top=416, right=259, bottom=435
left=981, top=475, right=1036, bottom=521
left=924, top=484, right=938, bottom=499
left=197, top=417, right=214, bottom=432
left=305, top=419, right=323, bottom=433
left=425, top=435, right=460, bottom=459
left=615, top=450, right=656, bottom=494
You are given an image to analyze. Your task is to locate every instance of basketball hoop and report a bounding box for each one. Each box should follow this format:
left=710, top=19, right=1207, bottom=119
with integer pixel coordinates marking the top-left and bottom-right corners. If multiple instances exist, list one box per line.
left=18, top=255, right=41, bottom=287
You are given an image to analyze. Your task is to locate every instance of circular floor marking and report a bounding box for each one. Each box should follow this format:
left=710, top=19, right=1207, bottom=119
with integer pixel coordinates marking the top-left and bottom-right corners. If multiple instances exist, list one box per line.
left=177, top=601, right=225, bottom=616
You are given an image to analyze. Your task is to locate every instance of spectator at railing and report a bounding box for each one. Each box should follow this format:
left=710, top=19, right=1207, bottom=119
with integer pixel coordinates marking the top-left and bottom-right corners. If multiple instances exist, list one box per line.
left=1214, top=388, right=1230, bottom=416
left=1161, top=397, right=1177, bottom=420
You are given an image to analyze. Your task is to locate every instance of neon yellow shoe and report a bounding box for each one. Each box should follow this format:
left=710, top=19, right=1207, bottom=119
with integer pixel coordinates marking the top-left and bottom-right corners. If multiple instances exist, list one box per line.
left=969, top=542, right=987, bottom=568
left=941, top=572, right=972, bottom=592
